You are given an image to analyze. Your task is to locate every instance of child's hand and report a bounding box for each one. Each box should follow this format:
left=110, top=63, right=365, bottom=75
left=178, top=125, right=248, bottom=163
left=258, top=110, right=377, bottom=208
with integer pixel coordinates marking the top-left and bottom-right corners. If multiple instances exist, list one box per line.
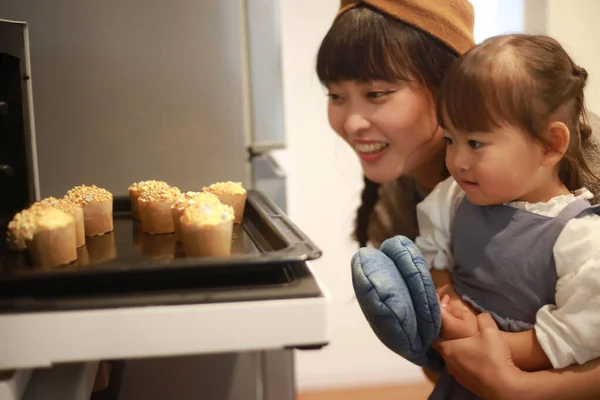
left=438, top=293, right=479, bottom=340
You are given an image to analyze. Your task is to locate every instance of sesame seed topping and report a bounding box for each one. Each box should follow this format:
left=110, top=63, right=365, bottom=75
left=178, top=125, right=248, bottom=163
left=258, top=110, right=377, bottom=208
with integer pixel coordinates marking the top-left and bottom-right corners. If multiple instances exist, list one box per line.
left=181, top=201, right=234, bottom=226
left=138, top=186, right=182, bottom=203
left=40, top=197, right=83, bottom=215
left=129, top=180, right=170, bottom=192
left=203, top=181, right=246, bottom=195
left=6, top=202, right=71, bottom=244
left=171, top=191, right=219, bottom=211
left=65, top=185, right=112, bottom=205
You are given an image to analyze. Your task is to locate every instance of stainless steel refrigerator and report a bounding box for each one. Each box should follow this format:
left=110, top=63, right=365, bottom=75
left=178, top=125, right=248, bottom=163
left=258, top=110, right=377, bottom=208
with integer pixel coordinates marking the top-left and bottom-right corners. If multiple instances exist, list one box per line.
left=0, top=0, right=287, bottom=208
left=0, top=1, right=303, bottom=399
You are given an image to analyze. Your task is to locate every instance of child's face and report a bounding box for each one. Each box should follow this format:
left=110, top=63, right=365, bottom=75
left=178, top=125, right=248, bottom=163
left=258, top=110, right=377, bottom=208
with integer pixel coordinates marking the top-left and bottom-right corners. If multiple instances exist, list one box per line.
left=327, top=80, right=444, bottom=184
left=444, top=125, right=547, bottom=205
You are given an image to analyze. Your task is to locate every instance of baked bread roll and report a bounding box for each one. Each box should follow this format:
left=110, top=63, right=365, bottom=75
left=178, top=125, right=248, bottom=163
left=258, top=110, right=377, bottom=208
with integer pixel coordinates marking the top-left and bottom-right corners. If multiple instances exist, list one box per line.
left=128, top=180, right=170, bottom=220
left=180, top=201, right=234, bottom=257
left=25, top=205, right=77, bottom=268
left=202, top=181, right=247, bottom=223
left=64, top=185, right=114, bottom=236
left=138, top=186, right=182, bottom=234
left=170, top=191, right=220, bottom=241
left=40, top=197, right=85, bottom=248
left=6, top=209, right=37, bottom=251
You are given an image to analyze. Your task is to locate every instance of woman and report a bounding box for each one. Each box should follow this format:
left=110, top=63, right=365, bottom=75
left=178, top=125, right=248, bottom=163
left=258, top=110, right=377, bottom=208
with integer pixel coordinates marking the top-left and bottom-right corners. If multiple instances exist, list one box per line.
left=315, top=0, right=600, bottom=398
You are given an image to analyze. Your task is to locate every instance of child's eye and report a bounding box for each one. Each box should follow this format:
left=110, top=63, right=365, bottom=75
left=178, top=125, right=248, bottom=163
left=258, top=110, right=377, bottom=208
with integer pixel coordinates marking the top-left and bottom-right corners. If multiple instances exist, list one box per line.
left=442, top=136, right=453, bottom=145
left=327, top=93, right=342, bottom=101
left=468, top=140, right=484, bottom=149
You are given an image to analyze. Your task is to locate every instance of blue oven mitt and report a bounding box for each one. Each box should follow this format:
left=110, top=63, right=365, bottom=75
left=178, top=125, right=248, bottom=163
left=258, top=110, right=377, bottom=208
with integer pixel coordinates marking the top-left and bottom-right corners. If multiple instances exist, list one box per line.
left=351, top=235, right=444, bottom=371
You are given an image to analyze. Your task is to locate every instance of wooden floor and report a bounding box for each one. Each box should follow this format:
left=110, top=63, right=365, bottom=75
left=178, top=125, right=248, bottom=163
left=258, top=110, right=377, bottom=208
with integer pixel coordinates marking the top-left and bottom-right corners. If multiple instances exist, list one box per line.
left=297, top=382, right=435, bottom=400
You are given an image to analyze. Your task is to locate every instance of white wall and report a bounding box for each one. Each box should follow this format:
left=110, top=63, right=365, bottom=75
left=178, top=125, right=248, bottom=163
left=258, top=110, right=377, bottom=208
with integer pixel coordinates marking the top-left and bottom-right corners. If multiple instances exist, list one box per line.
left=279, top=0, right=524, bottom=392
left=470, top=0, right=524, bottom=43
left=281, top=1, right=409, bottom=391
left=543, top=0, right=600, bottom=113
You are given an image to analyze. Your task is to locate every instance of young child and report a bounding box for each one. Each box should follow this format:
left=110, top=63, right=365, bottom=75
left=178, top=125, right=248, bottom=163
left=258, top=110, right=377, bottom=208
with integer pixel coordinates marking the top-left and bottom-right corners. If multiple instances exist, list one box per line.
left=415, top=33, right=600, bottom=399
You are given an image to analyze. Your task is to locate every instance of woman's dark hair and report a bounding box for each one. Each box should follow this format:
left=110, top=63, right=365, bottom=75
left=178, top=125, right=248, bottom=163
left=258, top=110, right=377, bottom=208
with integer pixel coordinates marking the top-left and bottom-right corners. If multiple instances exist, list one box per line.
left=436, top=34, right=595, bottom=191
left=316, top=6, right=460, bottom=247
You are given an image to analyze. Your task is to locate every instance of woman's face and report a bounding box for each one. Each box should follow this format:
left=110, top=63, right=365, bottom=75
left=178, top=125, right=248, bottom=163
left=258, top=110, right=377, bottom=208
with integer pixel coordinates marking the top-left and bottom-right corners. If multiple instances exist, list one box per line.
left=327, top=80, right=444, bottom=185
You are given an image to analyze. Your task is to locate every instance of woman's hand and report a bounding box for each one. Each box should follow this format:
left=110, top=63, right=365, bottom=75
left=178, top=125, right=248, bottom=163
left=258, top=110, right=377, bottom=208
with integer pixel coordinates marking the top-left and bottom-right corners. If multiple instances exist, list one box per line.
left=434, top=313, right=526, bottom=400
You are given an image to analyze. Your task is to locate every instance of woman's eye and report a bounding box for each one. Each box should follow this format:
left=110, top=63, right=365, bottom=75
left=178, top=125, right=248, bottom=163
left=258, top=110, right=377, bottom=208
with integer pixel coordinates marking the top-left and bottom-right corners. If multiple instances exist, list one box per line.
left=468, top=140, right=483, bottom=149
left=327, top=93, right=342, bottom=101
left=367, top=90, right=393, bottom=99
left=442, top=136, right=453, bottom=145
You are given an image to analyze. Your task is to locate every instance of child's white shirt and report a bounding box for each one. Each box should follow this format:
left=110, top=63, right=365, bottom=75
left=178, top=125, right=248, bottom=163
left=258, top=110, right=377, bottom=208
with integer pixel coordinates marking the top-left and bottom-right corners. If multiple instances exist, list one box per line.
left=415, top=176, right=600, bottom=369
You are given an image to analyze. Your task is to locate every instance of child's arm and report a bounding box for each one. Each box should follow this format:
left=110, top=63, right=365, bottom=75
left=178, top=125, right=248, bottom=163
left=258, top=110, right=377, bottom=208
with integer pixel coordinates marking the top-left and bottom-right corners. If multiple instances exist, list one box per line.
left=500, top=330, right=552, bottom=371
left=531, top=214, right=600, bottom=370
left=415, top=177, right=464, bottom=280
left=438, top=293, right=479, bottom=340
left=431, top=269, right=470, bottom=309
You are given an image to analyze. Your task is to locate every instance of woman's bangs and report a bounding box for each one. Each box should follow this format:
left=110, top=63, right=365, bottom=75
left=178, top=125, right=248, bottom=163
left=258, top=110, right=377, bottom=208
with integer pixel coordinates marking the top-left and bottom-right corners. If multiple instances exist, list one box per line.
left=316, top=7, right=413, bottom=84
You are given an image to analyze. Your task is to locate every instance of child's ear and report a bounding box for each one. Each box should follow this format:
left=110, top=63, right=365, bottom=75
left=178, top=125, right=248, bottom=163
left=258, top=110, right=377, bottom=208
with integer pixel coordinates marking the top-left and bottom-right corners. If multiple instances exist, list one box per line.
left=540, top=121, right=570, bottom=167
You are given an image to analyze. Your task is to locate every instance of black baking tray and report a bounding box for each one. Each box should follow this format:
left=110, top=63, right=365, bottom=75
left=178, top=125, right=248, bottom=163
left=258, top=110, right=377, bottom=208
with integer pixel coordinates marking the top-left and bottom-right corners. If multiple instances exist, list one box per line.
left=0, top=190, right=322, bottom=297
left=0, top=262, right=324, bottom=313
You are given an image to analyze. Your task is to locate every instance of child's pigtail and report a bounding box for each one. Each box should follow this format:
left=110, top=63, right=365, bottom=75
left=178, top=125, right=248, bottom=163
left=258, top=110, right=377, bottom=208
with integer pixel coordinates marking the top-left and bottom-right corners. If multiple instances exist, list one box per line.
left=579, top=121, right=593, bottom=141
left=572, top=65, right=593, bottom=142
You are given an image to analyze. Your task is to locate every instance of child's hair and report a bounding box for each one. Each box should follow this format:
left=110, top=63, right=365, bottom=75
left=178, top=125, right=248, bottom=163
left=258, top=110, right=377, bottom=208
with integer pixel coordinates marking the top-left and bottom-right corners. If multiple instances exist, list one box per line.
left=316, top=5, right=459, bottom=247
left=436, top=34, right=595, bottom=190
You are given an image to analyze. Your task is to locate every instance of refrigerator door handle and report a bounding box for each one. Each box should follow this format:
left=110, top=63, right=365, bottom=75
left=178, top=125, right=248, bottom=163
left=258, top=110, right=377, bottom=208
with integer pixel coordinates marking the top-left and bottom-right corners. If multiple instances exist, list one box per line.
left=260, top=153, right=285, bottom=179
left=250, top=149, right=287, bottom=213
left=247, top=142, right=286, bottom=161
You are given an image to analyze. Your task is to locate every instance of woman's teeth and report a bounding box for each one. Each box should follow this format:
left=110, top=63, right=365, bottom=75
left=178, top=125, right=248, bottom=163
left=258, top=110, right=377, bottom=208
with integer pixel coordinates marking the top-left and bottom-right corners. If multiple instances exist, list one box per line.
left=354, top=142, right=389, bottom=153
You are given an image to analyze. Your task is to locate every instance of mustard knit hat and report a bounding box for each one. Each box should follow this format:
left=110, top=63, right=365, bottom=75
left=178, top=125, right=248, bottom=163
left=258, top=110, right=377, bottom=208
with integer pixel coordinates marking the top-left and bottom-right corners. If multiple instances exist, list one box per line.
left=337, top=0, right=475, bottom=55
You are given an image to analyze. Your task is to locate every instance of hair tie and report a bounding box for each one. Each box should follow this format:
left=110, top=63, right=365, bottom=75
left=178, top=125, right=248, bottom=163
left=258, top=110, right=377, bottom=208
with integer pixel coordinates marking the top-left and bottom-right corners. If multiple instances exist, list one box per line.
left=573, top=65, right=588, bottom=81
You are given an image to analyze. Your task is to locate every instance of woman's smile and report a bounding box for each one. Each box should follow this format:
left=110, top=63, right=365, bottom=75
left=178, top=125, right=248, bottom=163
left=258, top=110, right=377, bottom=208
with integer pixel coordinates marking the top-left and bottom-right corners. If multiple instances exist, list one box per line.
left=352, top=140, right=390, bottom=162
